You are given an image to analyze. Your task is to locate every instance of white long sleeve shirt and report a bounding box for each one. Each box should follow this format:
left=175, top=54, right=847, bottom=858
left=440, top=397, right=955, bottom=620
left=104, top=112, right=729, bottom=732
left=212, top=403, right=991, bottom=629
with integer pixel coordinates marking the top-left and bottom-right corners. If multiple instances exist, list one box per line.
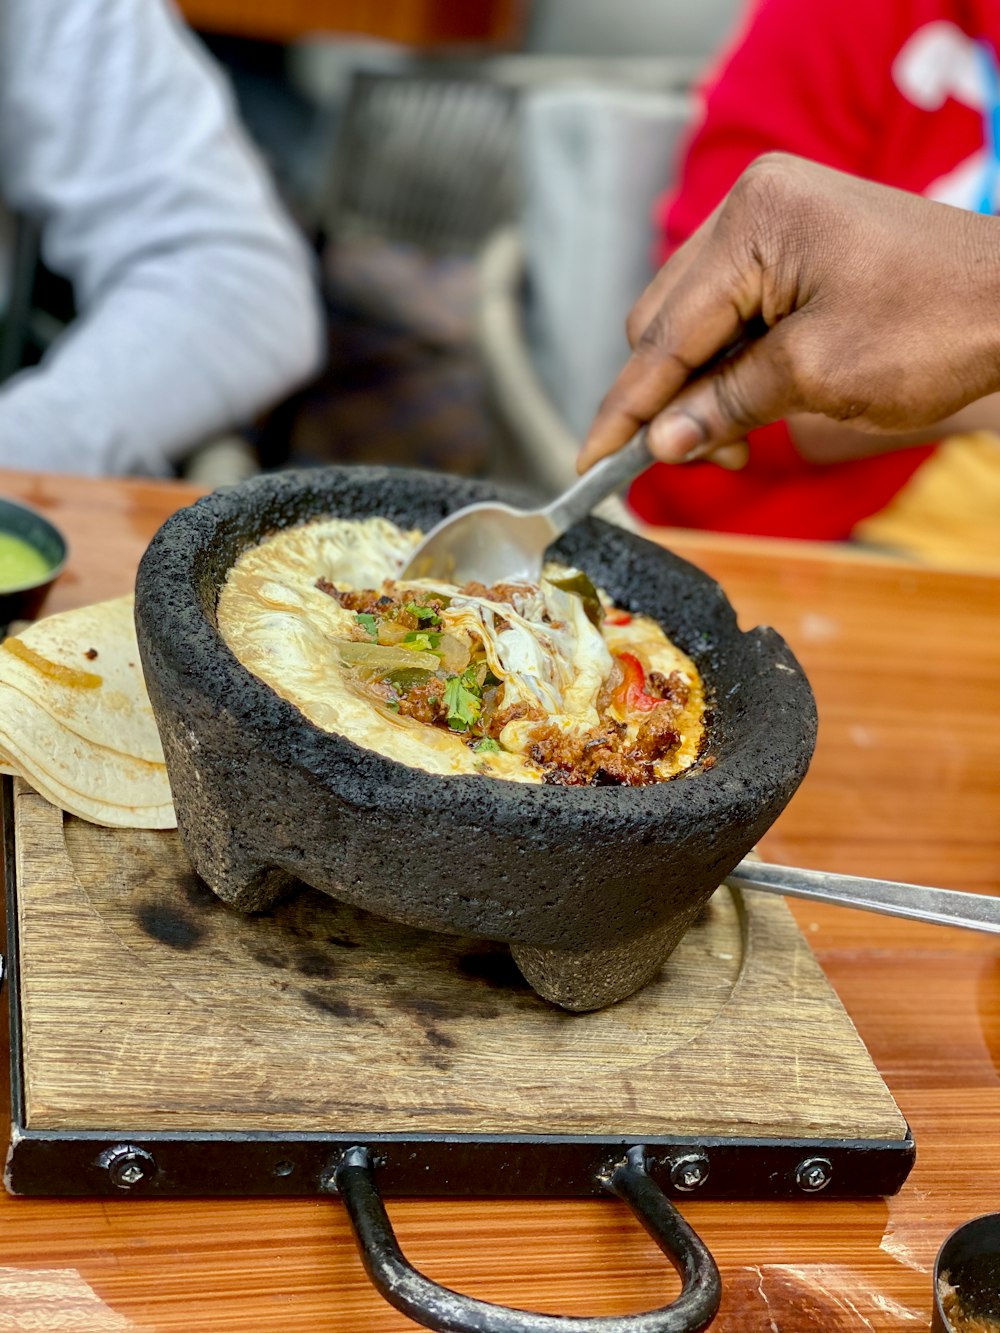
left=0, top=0, right=324, bottom=475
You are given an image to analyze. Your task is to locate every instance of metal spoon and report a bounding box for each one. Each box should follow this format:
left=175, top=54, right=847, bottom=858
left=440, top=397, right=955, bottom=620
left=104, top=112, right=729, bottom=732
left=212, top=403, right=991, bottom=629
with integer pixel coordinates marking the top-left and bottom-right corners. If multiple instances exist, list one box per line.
left=401, top=432, right=653, bottom=584
left=727, top=859, right=1000, bottom=934
left=400, top=446, right=1000, bottom=939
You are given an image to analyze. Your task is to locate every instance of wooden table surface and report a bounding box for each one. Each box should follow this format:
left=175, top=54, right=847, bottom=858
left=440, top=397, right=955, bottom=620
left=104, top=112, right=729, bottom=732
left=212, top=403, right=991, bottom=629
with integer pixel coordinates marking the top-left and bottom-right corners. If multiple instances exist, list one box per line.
left=0, top=466, right=998, bottom=1332
left=175, top=0, right=522, bottom=46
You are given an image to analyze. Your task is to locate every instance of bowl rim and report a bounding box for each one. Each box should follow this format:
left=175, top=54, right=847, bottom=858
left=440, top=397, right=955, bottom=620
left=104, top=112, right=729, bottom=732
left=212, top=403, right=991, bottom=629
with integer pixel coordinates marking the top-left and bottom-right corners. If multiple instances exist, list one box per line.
left=136, top=466, right=818, bottom=824
left=0, top=495, right=69, bottom=594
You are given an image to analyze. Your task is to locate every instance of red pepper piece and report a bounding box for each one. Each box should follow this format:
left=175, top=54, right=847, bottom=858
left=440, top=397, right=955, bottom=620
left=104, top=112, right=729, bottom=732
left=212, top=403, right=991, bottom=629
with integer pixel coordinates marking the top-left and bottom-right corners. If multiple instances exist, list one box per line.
left=613, top=652, right=661, bottom=713
left=604, top=609, right=632, bottom=626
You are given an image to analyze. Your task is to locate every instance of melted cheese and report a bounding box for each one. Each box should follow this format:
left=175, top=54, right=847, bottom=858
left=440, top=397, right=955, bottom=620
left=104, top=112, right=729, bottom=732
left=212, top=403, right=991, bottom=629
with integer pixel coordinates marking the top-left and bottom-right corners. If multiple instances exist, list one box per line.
left=218, top=517, right=705, bottom=783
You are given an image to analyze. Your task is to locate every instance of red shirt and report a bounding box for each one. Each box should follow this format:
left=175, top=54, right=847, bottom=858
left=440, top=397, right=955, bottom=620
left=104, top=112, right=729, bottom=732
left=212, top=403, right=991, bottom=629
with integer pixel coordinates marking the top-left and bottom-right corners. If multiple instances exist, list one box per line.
left=630, top=0, right=994, bottom=538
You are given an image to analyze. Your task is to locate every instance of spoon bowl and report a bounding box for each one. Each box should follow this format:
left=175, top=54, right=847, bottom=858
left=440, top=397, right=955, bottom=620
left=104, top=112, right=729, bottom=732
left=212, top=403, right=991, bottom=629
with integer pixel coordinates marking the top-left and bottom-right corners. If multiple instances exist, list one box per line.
left=401, top=432, right=652, bottom=584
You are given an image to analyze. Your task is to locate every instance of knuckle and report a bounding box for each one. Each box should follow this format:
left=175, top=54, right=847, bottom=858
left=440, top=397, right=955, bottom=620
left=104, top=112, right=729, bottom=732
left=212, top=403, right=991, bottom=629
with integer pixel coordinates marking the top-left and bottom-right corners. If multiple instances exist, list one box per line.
left=725, top=153, right=817, bottom=263
left=746, top=149, right=798, bottom=181
left=730, top=152, right=794, bottom=212
left=631, top=307, right=696, bottom=376
left=624, top=306, right=645, bottom=348
left=633, top=304, right=673, bottom=355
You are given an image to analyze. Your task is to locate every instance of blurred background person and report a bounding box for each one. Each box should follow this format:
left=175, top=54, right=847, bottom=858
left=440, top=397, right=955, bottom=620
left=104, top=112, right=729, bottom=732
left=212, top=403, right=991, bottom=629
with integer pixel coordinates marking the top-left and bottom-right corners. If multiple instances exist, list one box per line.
left=626, top=0, right=1000, bottom=562
left=0, top=0, right=323, bottom=477
left=55, top=0, right=988, bottom=568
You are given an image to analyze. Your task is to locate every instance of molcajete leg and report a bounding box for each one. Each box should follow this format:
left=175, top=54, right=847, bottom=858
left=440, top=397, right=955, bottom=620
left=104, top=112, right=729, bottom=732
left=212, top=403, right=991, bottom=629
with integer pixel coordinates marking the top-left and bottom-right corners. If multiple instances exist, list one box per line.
left=157, top=723, right=293, bottom=912
left=180, top=821, right=293, bottom=914
left=511, top=913, right=691, bottom=1012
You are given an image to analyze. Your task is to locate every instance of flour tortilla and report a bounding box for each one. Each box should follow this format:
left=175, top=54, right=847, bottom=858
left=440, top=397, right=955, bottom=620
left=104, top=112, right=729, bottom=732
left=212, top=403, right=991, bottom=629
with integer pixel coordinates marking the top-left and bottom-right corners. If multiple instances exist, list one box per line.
left=0, top=743, right=174, bottom=828
left=0, top=682, right=170, bottom=805
left=0, top=595, right=175, bottom=828
left=0, top=595, right=164, bottom=763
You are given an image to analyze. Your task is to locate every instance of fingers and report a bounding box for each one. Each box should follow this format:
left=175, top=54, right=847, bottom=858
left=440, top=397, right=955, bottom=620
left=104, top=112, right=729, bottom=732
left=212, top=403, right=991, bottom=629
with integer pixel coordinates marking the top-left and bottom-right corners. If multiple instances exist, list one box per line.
left=644, top=321, right=803, bottom=463
left=580, top=222, right=756, bottom=472
left=624, top=213, right=718, bottom=350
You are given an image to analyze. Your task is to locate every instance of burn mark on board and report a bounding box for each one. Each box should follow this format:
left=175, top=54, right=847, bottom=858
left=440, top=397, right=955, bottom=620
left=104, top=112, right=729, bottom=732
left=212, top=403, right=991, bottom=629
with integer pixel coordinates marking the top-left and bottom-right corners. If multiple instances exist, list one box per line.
left=398, top=993, right=458, bottom=1053
left=293, top=945, right=337, bottom=979
left=252, top=948, right=288, bottom=970
left=423, top=1025, right=456, bottom=1050
left=301, top=989, right=366, bottom=1021
left=134, top=900, right=205, bottom=952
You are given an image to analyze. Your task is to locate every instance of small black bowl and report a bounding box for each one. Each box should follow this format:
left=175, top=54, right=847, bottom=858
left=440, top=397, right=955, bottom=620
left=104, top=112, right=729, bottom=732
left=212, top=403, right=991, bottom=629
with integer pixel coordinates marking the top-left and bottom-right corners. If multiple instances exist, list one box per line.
left=934, top=1213, right=1000, bottom=1332
left=0, top=497, right=68, bottom=632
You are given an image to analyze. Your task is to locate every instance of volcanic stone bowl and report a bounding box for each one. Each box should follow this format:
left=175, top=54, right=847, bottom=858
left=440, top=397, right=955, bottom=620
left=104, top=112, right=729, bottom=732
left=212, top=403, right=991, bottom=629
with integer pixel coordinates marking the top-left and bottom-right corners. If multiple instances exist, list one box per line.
left=135, top=467, right=816, bottom=1011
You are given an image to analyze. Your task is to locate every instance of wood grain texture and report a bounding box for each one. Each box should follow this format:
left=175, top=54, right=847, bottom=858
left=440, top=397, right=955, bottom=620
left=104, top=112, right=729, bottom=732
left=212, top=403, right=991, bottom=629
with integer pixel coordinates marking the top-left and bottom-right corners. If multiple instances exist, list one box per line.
left=174, top=0, right=522, bottom=45
left=0, top=468, right=997, bottom=1331
left=13, top=782, right=905, bottom=1140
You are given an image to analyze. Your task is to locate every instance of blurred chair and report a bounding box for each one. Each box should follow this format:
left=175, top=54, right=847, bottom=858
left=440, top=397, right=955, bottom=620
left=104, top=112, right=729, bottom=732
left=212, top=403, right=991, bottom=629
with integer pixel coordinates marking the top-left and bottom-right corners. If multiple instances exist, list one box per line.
left=320, top=68, right=519, bottom=254
left=279, top=65, right=521, bottom=483
left=273, top=57, right=697, bottom=501
left=477, top=85, right=693, bottom=510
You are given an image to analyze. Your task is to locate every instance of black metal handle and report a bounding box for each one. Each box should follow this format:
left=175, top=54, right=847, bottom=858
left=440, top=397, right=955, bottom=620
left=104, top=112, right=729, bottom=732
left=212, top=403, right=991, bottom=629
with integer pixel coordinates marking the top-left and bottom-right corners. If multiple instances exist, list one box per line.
left=332, top=1145, right=721, bottom=1333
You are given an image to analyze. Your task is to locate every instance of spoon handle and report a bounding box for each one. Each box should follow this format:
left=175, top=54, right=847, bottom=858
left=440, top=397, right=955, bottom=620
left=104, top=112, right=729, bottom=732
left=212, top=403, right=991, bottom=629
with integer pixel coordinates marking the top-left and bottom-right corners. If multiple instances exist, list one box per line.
left=727, top=859, right=1000, bottom=934
left=539, top=431, right=653, bottom=537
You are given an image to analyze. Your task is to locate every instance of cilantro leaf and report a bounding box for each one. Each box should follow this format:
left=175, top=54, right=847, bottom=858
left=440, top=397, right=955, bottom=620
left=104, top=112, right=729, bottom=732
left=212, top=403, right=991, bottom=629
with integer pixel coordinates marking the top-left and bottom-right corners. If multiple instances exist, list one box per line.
left=460, top=664, right=485, bottom=693
left=403, top=630, right=442, bottom=653
left=472, top=737, right=501, bottom=753
left=443, top=674, right=481, bottom=731
left=405, top=601, right=441, bottom=625
left=356, top=613, right=378, bottom=640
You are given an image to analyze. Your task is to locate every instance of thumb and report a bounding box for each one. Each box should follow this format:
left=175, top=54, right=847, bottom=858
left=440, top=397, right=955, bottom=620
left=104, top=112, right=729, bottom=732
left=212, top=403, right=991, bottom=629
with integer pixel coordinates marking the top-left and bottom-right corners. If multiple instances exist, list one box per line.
left=645, top=325, right=803, bottom=463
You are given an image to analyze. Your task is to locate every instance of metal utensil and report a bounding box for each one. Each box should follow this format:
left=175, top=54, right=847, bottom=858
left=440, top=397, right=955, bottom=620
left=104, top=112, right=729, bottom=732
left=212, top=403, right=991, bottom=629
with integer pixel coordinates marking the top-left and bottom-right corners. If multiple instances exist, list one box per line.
left=401, top=431, right=653, bottom=585
left=728, top=859, right=1000, bottom=934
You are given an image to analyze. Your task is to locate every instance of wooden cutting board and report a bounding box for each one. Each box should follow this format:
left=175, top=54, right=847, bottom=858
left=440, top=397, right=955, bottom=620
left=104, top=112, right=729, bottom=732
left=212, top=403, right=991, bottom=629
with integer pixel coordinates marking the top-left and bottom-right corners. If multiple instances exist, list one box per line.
left=7, top=777, right=909, bottom=1156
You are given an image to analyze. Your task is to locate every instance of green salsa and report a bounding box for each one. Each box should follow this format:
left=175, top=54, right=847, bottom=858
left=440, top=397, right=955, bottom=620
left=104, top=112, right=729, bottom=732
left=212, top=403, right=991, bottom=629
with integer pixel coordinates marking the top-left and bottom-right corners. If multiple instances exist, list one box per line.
left=0, top=532, right=51, bottom=591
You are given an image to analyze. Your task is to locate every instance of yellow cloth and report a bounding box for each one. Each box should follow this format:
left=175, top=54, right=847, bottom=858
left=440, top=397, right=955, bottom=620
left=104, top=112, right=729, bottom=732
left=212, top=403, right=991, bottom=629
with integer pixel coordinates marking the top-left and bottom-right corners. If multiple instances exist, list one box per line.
left=853, top=432, right=1000, bottom=573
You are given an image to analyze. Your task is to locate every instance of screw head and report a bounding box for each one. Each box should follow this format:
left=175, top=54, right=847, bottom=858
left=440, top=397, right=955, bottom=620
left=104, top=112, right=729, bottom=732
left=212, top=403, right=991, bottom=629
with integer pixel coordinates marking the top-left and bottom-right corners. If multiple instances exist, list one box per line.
left=668, top=1152, right=710, bottom=1192
left=100, top=1145, right=157, bottom=1191
left=795, top=1156, right=833, bottom=1193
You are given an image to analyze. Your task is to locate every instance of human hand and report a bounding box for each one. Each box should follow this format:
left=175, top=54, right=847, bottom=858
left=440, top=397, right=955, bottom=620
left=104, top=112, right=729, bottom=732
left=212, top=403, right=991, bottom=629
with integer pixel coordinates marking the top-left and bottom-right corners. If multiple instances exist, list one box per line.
left=580, top=154, right=1000, bottom=471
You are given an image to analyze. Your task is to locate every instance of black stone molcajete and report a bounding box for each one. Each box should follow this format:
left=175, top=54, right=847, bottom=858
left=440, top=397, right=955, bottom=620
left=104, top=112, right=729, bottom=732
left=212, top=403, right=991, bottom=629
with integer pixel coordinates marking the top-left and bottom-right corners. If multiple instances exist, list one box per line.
left=135, top=467, right=816, bottom=1010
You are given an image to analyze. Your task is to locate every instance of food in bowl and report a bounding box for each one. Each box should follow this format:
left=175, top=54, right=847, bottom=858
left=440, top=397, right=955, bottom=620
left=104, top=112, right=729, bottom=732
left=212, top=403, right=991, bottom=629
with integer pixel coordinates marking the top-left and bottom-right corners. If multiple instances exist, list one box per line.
left=217, top=517, right=707, bottom=789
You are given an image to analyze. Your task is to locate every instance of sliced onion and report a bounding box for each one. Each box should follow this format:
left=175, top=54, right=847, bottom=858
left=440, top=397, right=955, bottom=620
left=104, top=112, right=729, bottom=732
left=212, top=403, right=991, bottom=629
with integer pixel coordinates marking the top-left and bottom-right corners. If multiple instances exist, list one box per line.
left=376, top=620, right=411, bottom=646
left=435, top=632, right=471, bottom=674
left=337, top=641, right=438, bottom=676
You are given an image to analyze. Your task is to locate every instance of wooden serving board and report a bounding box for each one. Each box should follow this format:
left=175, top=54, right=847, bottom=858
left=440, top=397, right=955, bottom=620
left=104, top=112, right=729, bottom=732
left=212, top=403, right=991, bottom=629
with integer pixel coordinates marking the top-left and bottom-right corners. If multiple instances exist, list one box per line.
left=4, top=780, right=913, bottom=1199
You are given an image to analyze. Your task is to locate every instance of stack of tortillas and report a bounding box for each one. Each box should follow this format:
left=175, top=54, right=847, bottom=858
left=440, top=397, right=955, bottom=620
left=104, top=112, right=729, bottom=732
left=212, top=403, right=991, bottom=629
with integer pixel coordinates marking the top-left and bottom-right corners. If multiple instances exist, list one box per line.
left=0, top=595, right=175, bottom=828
